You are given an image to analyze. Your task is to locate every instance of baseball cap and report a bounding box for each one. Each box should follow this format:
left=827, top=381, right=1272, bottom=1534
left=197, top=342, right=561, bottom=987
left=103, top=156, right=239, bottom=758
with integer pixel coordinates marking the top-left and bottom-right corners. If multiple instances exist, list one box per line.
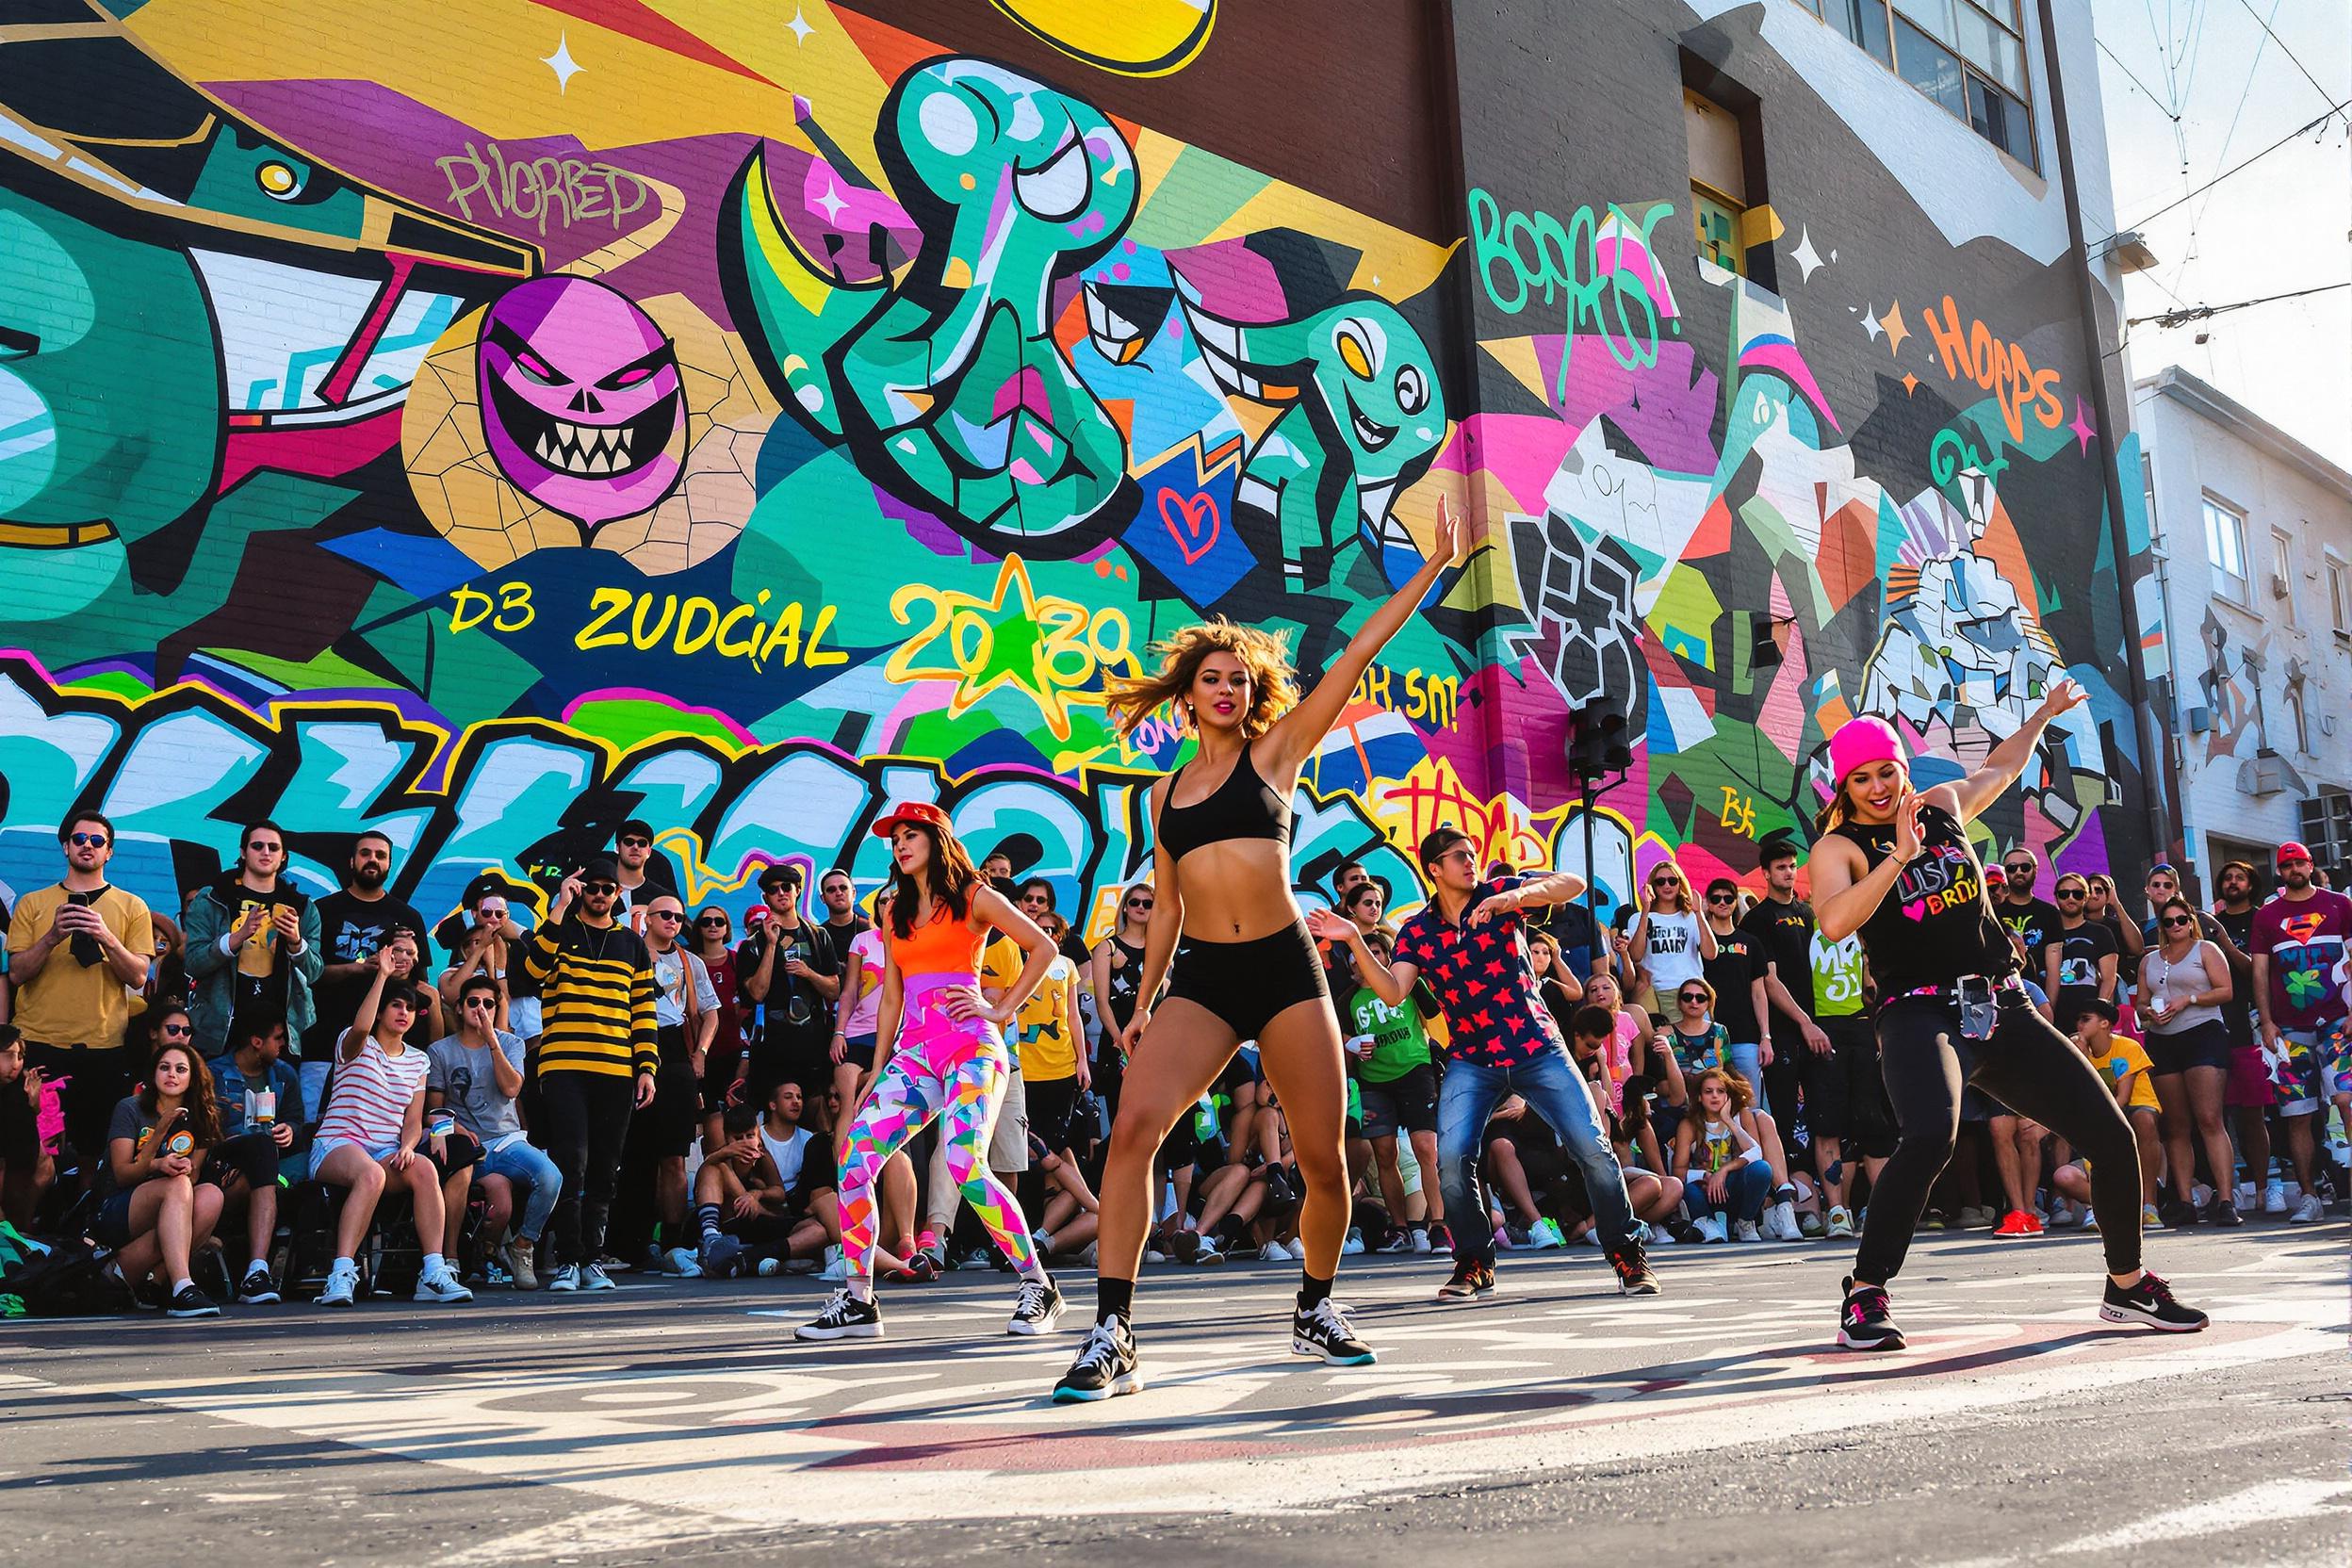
left=580, top=856, right=620, bottom=885
left=871, top=800, right=954, bottom=840
left=2278, top=841, right=2314, bottom=866
left=756, top=862, right=803, bottom=892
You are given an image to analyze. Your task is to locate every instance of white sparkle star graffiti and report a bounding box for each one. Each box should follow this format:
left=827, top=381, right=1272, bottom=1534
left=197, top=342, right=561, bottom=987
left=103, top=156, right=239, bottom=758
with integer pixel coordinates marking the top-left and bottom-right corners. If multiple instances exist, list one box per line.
left=541, top=33, right=583, bottom=92
left=787, top=5, right=816, bottom=44
left=1788, top=227, right=1825, bottom=283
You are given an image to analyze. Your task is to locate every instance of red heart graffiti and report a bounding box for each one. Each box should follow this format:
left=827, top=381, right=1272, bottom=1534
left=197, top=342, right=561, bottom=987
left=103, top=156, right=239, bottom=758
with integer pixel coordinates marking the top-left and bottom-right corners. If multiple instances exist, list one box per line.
left=1157, top=487, right=1220, bottom=565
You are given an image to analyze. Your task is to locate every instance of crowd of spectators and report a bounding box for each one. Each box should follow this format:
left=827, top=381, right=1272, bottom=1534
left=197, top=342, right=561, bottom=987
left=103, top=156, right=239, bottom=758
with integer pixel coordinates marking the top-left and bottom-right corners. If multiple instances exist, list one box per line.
left=0, top=808, right=2342, bottom=1319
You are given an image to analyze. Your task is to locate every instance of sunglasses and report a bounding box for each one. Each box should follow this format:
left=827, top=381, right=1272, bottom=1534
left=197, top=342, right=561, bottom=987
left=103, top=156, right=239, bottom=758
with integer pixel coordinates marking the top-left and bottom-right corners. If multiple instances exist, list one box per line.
left=697, top=917, right=729, bottom=928
left=161, top=1021, right=193, bottom=1037
left=584, top=881, right=618, bottom=894
left=2056, top=889, right=2085, bottom=900
left=647, top=909, right=683, bottom=923
left=247, top=842, right=284, bottom=856
left=68, top=831, right=109, bottom=848
left=618, top=836, right=651, bottom=849
left=2162, top=914, right=2196, bottom=929
left=2003, top=864, right=2034, bottom=876
left=1707, top=891, right=1737, bottom=904
left=1126, top=897, right=1153, bottom=908
left=1650, top=876, right=1679, bottom=888
left=464, top=996, right=498, bottom=1009
left=1677, top=992, right=1708, bottom=1004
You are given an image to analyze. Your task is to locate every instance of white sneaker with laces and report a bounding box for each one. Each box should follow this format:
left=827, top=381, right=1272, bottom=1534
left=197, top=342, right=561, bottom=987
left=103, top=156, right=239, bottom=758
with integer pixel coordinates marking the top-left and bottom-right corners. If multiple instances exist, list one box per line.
left=1696, top=1216, right=1728, bottom=1244
left=2262, top=1180, right=2288, bottom=1215
left=820, top=1246, right=848, bottom=1282
left=1825, top=1206, right=1856, bottom=1240
left=318, top=1263, right=359, bottom=1308
left=1259, top=1238, right=1294, bottom=1262
left=2290, top=1193, right=2325, bottom=1224
left=1341, top=1227, right=1366, bottom=1256
left=1410, top=1229, right=1432, bottom=1255
left=2234, top=1181, right=2257, bottom=1212
left=1733, top=1219, right=1763, bottom=1243
left=664, top=1246, right=703, bottom=1278
left=546, top=1263, right=581, bottom=1293
left=414, top=1266, right=475, bottom=1304
left=1528, top=1217, right=1567, bottom=1250
left=581, top=1262, right=616, bottom=1292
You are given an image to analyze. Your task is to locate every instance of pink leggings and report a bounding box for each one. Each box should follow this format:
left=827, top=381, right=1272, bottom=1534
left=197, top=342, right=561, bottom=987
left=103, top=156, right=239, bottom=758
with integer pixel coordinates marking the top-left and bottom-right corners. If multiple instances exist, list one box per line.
left=837, top=976, right=1040, bottom=1284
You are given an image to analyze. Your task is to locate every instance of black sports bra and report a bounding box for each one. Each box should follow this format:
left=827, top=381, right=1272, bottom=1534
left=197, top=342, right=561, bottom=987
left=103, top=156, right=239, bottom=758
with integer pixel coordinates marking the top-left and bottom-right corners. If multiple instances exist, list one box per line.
left=1154, top=744, right=1292, bottom=863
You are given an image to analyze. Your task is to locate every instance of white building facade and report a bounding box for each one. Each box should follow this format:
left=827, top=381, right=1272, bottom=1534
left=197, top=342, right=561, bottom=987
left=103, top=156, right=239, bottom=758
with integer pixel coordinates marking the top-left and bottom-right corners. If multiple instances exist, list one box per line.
left=2137, top=367, right=2352, bottom=888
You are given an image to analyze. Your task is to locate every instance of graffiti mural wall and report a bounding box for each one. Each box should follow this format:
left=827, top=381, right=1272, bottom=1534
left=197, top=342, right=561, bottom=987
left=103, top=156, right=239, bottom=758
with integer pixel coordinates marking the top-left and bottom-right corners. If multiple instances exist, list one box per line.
left=0, top=0, right=2152, bottom=935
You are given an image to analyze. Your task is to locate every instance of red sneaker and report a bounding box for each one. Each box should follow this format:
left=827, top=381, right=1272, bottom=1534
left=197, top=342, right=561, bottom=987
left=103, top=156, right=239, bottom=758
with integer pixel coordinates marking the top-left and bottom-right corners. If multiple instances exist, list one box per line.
left=1992, top=1209, right=2044, bottom=1238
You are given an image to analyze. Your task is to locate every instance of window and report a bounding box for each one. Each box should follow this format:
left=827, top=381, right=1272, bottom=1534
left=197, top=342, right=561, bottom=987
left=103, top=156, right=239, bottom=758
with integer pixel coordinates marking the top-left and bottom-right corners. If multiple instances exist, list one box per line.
left=2271, top=531, right=2297, bottom=625
left=2203, top=498, right=2248, bottom=602
left=2328, top=555, right=2349, bottom=638
left=1792, top=0, right=2037, bottom=167
left=1685, top=90, right=1749, bottom=274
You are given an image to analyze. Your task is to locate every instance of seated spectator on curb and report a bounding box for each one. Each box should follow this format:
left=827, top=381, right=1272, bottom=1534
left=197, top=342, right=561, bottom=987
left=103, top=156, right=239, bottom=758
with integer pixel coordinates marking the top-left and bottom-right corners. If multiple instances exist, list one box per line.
left=1028, top=1131, right=1102, bottom=1262
left=0, top=1026, right=57, bottom=1228
left=308, top=949, right=472, bottom=1307
left=694, top=1081, right=839, bottom=1278
left=1674, top=1069, right=1772, bottom=1243
left=97, top=1037, right=227, bottom=1316
left=204, top=1006, right=302, bottom=1303
left=429, top=975, right=558, bottom=1289
left=2064, top=997, right=2164, bottom=1228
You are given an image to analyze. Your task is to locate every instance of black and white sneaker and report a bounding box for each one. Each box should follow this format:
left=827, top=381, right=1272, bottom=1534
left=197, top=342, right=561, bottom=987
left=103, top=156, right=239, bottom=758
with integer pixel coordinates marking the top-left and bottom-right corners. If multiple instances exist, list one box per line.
left=166, top=1283, right=221, bottom=1319
left=1008, top=1277, right=1065, bottom=1335
left=237, top=1266, right=281, bottom=1305
left=1291, top=1298, right=1377, bottom=1365
left=1837, top=1275, right=1905, bottom=1351
left=795, top=1287, right=883, bottom=1341
left=2099, top=1270, right=2209, bottom=1332
left=1052, top=1317, right=1141, bottom=1402
left=1608, top=1239, right=1661, bottom=1296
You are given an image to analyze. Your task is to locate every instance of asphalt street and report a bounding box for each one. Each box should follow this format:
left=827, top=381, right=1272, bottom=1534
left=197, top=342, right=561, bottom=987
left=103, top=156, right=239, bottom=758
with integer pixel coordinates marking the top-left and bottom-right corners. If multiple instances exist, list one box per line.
left=1, top=1223, right=2341, bottom=1567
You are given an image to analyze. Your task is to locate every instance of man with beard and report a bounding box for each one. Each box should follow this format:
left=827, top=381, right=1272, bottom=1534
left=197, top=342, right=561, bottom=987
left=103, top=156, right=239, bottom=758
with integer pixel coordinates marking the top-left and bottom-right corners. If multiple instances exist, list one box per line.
left=2248, top=841, right=2349, bottom=1226
left=183, top=822, right=322, bottom=1063
left=1992, top=847, right=2065, bottom=980
left=523, top=857, right=658, bottom=1291
left=739, top=864, right=840, bottom=1107
left=2209, top=860, right=2277, bottom=1214
left=612, top=818, right=678, bottom=922
left=309, top=831, right=428, bottom=1119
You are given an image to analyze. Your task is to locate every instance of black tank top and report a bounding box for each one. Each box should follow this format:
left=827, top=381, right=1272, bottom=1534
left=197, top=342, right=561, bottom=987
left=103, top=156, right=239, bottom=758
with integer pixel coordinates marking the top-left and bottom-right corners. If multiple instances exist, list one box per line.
left=1102, top=936, right=1147, bottom=1027
left=1832, top=802, right=2017, bottom=996
left=1153, top=744, right=1292, bottom=862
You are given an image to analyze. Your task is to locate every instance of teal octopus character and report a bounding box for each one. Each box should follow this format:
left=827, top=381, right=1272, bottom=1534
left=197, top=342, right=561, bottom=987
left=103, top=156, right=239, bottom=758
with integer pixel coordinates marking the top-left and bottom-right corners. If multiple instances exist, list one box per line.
left=1174, top=285, right=1448, bottom=603
left=726, top=57, right=1139, bottom=552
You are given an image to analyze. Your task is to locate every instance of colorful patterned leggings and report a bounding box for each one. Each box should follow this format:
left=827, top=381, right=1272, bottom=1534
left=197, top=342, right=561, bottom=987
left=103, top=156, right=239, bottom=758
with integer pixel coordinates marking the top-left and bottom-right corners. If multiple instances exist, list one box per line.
left=838, top=977, right=1042, bottom=1285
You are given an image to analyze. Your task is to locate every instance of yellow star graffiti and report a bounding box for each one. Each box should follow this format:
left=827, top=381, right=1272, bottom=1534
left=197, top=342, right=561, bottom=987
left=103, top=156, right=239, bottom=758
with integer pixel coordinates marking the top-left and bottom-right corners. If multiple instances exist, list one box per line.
left=887, top=553, right=1135, bottom=742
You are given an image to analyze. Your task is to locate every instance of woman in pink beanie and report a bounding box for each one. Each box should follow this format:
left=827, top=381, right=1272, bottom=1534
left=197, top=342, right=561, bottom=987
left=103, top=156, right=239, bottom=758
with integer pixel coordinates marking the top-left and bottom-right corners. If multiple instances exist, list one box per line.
left=1807, top=681, right=2207, bottom=1350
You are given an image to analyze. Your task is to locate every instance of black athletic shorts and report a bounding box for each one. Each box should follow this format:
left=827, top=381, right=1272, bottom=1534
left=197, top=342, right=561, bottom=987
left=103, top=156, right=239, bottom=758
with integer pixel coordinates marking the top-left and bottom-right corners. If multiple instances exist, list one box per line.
left=1168, top=921, right=1329, bottom=1042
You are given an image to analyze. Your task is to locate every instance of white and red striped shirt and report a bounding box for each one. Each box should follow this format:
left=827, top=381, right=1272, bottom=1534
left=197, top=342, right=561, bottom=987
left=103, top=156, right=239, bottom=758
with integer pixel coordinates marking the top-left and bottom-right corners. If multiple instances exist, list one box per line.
left=317, top=1032, right=428, bottom=1150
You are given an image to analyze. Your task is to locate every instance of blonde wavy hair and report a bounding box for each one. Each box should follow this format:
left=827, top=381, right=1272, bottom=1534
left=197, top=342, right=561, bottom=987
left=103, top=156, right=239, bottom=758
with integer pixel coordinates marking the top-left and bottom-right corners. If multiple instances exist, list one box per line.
left=1105, top=617, right=1298, bottom=740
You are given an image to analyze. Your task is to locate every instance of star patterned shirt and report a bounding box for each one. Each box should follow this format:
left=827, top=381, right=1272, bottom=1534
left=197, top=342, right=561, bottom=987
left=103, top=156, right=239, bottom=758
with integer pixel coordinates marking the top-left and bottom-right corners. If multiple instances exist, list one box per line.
left=1392, top=875, right=1564, bottom=1067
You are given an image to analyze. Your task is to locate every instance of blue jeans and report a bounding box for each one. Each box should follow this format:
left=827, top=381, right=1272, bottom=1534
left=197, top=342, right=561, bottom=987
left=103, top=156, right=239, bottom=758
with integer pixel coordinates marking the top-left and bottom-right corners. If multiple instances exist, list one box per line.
left=1728, top=1040, right=1768, bottom=1117
left=299, top=1058, right=334, bottom=1123
left=1439, top=1047, right=1638, bottom=1266
left=481, top=1135, right=564, bottom=1242
left=1683, top=1162, right=1771, bottom=1224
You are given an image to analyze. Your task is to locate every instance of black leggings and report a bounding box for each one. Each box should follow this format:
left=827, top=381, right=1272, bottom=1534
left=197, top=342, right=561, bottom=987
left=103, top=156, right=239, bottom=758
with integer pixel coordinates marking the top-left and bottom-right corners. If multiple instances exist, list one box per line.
left=539, top=1071, right=635, bottom=1267
left=1857, top=995, right=2142, bottom=1285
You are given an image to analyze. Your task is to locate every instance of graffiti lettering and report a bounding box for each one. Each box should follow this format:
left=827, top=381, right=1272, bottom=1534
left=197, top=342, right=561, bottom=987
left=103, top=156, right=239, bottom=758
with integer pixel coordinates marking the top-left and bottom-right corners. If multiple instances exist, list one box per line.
left=1350, top=663, right=1460, bottom=730
left=1919, top=295, right=2065, bottom=444
left=573, top=588, right=845, bottom=671
left=884, top=556, right=1136, bottom=742
left=1717, top=787, right=1757, bottom=837
left=436, top=140, right=651, bottom=236
left=1929, top=425, right=2010, bottom=487
left=1467, top=189, right=1676, bottom=386
left=449, top=581, right=536, bottom=634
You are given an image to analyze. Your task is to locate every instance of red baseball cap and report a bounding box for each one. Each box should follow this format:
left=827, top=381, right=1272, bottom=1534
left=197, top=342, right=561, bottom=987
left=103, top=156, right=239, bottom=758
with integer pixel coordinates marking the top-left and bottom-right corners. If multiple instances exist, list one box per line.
left=2277, top=841, right=2314, bottom=866
left=872, top=800, right=953, bottom=840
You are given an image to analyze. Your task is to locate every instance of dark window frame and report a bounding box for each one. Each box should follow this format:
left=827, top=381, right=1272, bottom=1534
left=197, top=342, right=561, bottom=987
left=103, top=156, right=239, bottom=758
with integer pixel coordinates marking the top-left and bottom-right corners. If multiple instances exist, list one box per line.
left=1790, top=0, right=2040, bottom=172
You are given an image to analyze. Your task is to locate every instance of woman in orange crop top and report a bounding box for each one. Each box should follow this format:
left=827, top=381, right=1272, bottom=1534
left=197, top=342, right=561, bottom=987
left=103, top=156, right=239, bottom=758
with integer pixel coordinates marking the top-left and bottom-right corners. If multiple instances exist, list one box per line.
left=796, top=800, right=1066, bottom=1345
left=1050, top=501, right=1462, bottom=1404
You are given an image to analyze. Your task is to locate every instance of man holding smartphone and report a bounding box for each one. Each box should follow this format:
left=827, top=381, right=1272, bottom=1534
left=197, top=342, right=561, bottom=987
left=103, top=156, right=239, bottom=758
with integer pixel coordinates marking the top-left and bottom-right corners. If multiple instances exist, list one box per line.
left=5, top=813, right=154, bottom=1180
left=183, top=821, right=323, bottom=1061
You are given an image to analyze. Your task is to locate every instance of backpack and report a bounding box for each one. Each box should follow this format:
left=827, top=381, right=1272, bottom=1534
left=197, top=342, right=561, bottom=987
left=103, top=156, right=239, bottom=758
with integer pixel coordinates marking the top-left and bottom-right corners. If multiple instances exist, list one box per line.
left=0, top=1224, right=122, bottom=1316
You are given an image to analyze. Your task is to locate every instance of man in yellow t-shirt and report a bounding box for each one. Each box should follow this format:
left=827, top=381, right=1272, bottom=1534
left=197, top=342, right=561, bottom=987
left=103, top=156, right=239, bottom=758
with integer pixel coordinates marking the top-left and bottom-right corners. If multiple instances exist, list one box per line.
left=5, top=813, right=155, bottom=1171
left=983, top=923, right=1087, bottom=1156
left=2068, top=997, right=2162, bottom=1215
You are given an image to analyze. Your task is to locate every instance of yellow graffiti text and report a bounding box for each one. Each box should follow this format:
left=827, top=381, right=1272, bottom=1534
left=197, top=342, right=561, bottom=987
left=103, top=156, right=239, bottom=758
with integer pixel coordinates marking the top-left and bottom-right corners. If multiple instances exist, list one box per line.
left=1717, top=786, right=1756, bottom=837
left=575, top=588, right=846, bottom=671
left=449, top=581, right=535, bottom=633
left=1350, top=662, right=1460, bottom=729
left=1372, top=758, right=1554, bottom=874
left=887, top=554, right=1137, bottom=742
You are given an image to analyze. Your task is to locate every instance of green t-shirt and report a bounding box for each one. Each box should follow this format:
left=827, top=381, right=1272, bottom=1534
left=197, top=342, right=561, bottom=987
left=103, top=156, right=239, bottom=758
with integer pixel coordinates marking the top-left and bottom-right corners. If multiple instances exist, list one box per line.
left=1348, top=985, right=1432, bottom=1083
left=1810, top=931, right=1868, bottom=1019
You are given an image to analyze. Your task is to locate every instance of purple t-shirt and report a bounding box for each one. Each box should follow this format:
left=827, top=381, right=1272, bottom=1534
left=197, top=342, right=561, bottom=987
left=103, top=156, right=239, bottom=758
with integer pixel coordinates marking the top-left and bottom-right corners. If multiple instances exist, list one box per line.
left=2249, top=890, right=2352, bottom=1032
left=1392, top=875, right=1564, bottom=1067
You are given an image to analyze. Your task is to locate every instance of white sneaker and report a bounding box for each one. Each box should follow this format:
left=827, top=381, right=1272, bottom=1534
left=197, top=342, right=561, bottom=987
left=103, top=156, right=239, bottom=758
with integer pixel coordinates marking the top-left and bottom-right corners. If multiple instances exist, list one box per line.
left=1142, top=1249, right=1168, bottom=1264
left=1733, top=1219, right=1763, bottom=1243
left=1649, top=1227, right=1677, bottom=1247
left=318, top=1262, right=359, bottom=1308
left=1696, top=1216, right=1728, bottom=1244
left=664, top=1247, right=703, bottom=1278
left=1825, top=1205, right=1855, bottom=1240
left=546, top=1263, right=581, bottom=1293
left=1259, top=1238, right=1294, bottom=1262
left=2290, top=1194, right=2325, bottom=1224
left=581, top=1262, right=617, bottom=1292
left=2234, top=1182, right=2257, bottom=1212
left=1410, top=1228, right=1433, bottom=1255
left=1528, top=1217, right=1567, bottom=1250
left=820, top=1246, right=848, bottom=1282
left=2047, top=1200, right=2076, bottom=1228
left=413, top=1266, right=475, bottom=1304
left=1341, top=1228, right=1366, bottom=1256
left=2190, top=1184, right=2213, bottom=1210
left=1766, top=1200, right=1800, bottom=1240
left=2262, top=1180, right=2288, bottom=1215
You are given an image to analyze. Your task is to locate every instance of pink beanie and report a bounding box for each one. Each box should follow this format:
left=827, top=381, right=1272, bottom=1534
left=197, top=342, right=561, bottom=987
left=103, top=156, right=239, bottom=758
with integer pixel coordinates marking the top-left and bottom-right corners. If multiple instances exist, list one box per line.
left=1828, top=715, right=1903, bottom=781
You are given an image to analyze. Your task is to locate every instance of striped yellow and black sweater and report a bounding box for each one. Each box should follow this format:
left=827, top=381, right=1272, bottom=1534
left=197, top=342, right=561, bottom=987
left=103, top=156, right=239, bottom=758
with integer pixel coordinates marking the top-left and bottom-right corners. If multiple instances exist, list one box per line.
left=524, top=918, right=659, bottom=1080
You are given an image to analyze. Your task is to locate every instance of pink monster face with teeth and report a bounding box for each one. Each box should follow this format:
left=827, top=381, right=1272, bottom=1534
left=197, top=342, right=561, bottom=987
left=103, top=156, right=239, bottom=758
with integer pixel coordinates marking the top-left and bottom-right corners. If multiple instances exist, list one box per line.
left=477, top=276, right=686, bottom=529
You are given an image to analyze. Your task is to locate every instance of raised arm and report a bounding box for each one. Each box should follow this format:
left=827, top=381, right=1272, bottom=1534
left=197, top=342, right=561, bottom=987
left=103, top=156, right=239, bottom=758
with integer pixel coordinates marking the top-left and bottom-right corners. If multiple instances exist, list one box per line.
left=1811, top=799, right=1923, bottom=944
left=1307, top=906, right=1413, bottom=1006
left=1934, top=679, right=2086, bottom=825
left=1261, top=500, right=1462, bottom=776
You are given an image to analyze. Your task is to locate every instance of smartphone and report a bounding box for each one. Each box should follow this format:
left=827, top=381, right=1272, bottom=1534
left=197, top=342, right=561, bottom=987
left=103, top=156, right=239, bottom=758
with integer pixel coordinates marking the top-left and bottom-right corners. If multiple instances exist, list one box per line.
left=1956, top=975, right=1997, bottom=1041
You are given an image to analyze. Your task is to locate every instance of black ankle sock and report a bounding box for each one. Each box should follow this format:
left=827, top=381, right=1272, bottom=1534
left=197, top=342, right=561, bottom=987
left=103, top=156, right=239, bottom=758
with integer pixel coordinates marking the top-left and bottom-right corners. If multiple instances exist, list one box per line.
left=1096, top=1275, right=1135, bottom=1323
left=1297, top=1270, right=1333, bottom=1311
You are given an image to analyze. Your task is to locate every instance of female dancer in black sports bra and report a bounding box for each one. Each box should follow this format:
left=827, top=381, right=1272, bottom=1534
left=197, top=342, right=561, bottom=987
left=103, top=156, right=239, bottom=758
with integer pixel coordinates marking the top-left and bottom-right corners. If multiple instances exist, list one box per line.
left=1052, top=504, right=1462, bottom=1401
left=1810, top=683, right=2206, bottom=1352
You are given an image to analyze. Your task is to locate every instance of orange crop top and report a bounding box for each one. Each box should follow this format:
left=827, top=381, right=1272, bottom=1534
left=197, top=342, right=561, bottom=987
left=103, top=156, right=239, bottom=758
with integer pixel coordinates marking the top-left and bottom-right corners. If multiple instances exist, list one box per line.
left=889, top=901, right=985, bottom=977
